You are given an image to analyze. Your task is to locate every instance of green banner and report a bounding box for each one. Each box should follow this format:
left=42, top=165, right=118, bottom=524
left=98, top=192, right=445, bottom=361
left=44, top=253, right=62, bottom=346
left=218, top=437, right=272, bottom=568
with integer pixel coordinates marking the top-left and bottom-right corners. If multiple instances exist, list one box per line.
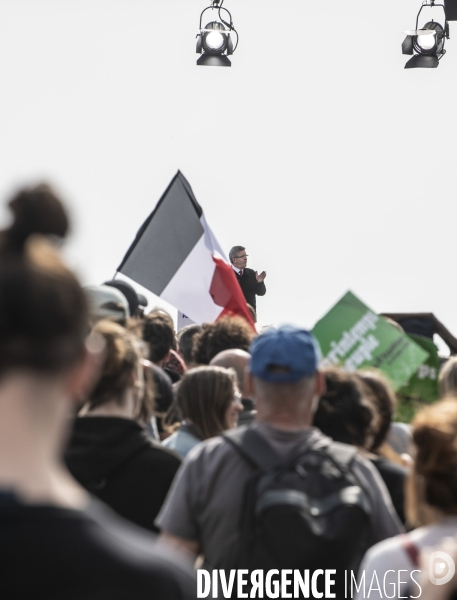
left=312, top=291, right=429, bottom=391
left=397, top=333, right=440, bottom=402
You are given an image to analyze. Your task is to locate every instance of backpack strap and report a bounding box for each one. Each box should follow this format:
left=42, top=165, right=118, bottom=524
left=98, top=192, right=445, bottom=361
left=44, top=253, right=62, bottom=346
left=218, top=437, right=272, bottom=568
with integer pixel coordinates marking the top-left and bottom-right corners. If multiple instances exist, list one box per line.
left=318, top=441, right=373, bottom=508
left=223, top=426, right=284, bottom=471
left=224, top=428, right=360, bottom=474
left=322, top=441, right=359, bottom=470
left=401, top=535, right=420, bottom=568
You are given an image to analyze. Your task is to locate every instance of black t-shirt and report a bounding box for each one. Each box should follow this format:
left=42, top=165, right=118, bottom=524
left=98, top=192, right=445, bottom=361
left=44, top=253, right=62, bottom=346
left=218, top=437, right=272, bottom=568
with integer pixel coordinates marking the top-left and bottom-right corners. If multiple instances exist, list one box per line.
left=370, top=455, right=408, bottom=524
left=0, top=491, right=196, bottom=600
left=150, top=364, right=174, bottom=414
left=150, top=364, right=174, bottom=434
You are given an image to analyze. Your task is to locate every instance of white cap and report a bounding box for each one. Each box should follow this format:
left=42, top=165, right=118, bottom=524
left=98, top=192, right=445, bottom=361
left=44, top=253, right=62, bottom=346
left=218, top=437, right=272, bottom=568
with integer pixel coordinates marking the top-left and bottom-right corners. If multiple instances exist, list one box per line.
left=85, top=285, right=130, bottom=323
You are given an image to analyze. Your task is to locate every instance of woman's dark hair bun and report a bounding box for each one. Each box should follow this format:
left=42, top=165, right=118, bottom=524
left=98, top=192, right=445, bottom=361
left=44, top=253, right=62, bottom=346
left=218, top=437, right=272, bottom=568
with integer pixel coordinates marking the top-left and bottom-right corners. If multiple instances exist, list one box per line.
left=6, top=183, right=69, bottom=251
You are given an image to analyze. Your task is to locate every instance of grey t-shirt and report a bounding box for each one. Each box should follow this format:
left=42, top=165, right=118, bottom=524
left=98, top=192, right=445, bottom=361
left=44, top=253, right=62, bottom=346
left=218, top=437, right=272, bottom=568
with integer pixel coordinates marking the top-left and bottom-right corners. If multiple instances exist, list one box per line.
left=156, top=423, right=402, bottom=569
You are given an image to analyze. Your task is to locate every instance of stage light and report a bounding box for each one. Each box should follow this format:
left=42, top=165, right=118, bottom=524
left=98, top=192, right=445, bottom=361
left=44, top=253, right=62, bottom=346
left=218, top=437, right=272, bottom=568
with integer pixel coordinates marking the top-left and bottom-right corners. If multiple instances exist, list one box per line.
left=418, top=29, right=439, bottom=49
left=401, top=0, right=457, bottom=68
left=203, top=24, right=227, bottom=52
left=196, top=1, right=238, bottom=67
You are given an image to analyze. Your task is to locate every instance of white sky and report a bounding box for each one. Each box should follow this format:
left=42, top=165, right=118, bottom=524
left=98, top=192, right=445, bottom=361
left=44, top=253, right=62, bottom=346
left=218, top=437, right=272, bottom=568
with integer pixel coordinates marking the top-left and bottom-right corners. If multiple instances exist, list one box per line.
left=0, top=0, right=455, bottom=334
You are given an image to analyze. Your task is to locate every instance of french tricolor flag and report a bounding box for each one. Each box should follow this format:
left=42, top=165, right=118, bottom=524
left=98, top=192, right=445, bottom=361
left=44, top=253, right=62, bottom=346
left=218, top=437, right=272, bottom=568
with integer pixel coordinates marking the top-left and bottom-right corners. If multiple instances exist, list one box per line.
left=116, top=171, right=255, bottom=329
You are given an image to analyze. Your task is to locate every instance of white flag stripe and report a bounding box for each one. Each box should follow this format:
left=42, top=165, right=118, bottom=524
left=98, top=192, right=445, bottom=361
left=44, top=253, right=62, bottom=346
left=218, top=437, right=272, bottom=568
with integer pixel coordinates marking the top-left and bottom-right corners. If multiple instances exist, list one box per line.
left=201, top=214, right=227, bottom=261
left=177, top=312, right=196, bottom=330
left=161, top=232, right=222, bottom=325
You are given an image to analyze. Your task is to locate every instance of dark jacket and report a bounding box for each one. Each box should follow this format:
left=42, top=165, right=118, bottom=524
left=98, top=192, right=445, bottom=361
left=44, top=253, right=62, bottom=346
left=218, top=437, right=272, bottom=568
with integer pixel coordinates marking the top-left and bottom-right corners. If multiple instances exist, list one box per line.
left=149, top=363, right=174, bottom=435
left=65, top=416, right=181, bottom=533
left=234, top=267, right=266, bottom=312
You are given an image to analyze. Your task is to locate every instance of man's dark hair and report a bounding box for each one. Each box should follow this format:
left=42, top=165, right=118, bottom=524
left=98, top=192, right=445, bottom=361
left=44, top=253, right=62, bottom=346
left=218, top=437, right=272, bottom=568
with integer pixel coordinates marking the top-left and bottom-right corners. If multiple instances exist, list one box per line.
left=313, top=368, right=378, bottom=449
left=193, top=316, right=255, bottom=365
left=355, top=371, right=396, bottom=452
left=177, top=324, right=202, bottom=366
left=229, top=246, right=245, bottom=264
left=142, top=312, right=175, bottom=364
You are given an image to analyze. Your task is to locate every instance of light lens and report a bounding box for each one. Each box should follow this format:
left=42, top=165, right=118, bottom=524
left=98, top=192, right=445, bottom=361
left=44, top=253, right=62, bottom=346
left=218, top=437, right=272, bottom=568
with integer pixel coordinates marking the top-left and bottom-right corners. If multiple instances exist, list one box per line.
left=205, top=31, right=225, bottom=51
left=417, top=33, right=436, bottom=50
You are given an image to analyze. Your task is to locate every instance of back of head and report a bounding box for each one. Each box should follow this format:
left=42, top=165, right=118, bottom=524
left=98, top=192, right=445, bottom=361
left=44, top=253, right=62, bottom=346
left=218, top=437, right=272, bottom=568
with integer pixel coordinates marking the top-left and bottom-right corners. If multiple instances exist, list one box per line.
left=356, top=370, right=396, bottom=452
left=177, top=324, right=202, bottom=366
left=88, top=320, right=142, bottom=410
left=313, top=368, right=377, bottom=448
left=149, top=307, right=175, bottom=331
left=439, top=357, right=457, bottom=399
left=0, top=183, right=88, bottom=376
left=176, top=366, right=237, bottom=440
left=408, top=398, right=457, bottom=524
left=193, top=316, right=255, bottom=365
left=85, top=285, right=130, bottom=325
left=249, top=325, right=320, bottom=410
left=3, top=183, right=68, bottom=252
left=210, top=348, right=250, bottom=395
left=104, top=279, right=145, bottom=318
left=142, top=311, right=175, bottom=364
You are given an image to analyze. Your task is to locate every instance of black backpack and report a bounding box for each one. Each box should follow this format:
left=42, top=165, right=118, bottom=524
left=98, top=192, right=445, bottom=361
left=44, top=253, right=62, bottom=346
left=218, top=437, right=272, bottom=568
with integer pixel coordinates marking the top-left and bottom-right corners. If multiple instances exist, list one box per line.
left=223, top=427, right=372, bottom=597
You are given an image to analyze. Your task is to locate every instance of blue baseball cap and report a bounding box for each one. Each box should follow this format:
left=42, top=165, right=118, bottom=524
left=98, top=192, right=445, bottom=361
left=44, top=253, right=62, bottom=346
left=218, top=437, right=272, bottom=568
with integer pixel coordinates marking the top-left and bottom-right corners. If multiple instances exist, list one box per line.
left=250, top=325, right=320, bottom=383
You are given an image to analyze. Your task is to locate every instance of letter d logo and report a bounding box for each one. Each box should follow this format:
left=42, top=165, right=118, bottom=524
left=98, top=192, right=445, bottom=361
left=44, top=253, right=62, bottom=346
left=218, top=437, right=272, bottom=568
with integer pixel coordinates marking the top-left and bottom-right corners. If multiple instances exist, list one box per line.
left=429, top=551, right=455, bottom=585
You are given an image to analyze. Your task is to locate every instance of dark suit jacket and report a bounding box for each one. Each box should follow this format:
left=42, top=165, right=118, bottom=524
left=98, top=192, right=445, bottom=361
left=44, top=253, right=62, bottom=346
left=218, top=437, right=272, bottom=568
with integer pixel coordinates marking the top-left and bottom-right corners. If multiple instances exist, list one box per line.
left=233, top=267, right=266, bottom=312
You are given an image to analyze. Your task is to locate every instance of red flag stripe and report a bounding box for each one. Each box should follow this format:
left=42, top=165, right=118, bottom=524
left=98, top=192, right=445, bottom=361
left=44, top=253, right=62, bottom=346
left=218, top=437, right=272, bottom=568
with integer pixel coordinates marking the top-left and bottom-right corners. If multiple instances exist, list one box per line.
left=210, top=256, right=256, bottom=331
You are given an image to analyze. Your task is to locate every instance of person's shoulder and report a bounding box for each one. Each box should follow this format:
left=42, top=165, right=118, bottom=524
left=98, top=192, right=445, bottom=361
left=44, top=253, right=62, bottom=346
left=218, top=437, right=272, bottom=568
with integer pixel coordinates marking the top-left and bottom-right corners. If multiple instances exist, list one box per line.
left=140, top=437, right=182, bottom=466
left=0, top=497, right=196, bottom=600
left=371, top=456, right=408, bottom=478
left=360, top=532, right=405, bottom=568
left=352, top=449, right=384, bottom=474
left=184, top=434, right=245, bottom=470
left=162, top=429, right=200, bottom=458
left=350, top=450, right=397, bottom=494
left=186, top=434, right=232, bottom=459
left=84, top=500, right=196, bottom=587
left=150, top=363, right=173, bottom=386
left=353, top=452, right=408, bottom=499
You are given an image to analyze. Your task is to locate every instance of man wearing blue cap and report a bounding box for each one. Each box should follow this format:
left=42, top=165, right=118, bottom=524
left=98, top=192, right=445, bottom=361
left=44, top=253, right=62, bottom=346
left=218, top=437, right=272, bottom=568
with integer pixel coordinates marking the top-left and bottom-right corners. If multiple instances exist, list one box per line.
left=156, top=326, right=401, bottom=578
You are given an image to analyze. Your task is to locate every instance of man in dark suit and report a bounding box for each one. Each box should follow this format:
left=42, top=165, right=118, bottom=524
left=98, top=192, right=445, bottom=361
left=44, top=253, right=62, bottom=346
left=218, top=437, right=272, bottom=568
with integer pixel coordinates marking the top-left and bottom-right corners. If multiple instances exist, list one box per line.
left=229, top=246, right=266, bottom=320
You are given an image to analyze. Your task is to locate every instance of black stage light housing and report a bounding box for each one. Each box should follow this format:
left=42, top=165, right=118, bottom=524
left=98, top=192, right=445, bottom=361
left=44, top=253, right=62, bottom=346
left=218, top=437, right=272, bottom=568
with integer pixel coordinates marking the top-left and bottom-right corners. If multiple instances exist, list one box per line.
left=402, top=35, right=414, bottom=54
left=402, top=1, right=451, bottom=68
left=405, top=53, right=440, bottom=67
left=196, top=1, right=238, bottom=67
left=197, top=53, right=232, bottom=67
left=444, top=0, right=457, bottom=21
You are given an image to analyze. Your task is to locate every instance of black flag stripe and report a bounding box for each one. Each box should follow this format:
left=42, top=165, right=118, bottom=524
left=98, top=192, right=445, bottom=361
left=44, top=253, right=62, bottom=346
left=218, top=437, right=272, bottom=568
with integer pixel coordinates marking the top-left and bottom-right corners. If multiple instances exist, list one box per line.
left=117, top=171, right=204, bottom=295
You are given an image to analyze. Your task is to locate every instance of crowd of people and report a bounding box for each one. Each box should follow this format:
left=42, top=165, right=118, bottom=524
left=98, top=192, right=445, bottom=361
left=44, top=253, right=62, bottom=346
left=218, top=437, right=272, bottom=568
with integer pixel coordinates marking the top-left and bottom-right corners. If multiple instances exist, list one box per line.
left=3, top=183, right=457, bottom=599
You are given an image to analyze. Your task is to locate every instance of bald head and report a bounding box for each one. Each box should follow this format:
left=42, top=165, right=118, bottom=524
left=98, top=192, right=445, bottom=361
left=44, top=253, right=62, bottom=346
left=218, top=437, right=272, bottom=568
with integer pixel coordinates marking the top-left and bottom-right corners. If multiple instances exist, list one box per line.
left=210, top=349, right=250, bottom=397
